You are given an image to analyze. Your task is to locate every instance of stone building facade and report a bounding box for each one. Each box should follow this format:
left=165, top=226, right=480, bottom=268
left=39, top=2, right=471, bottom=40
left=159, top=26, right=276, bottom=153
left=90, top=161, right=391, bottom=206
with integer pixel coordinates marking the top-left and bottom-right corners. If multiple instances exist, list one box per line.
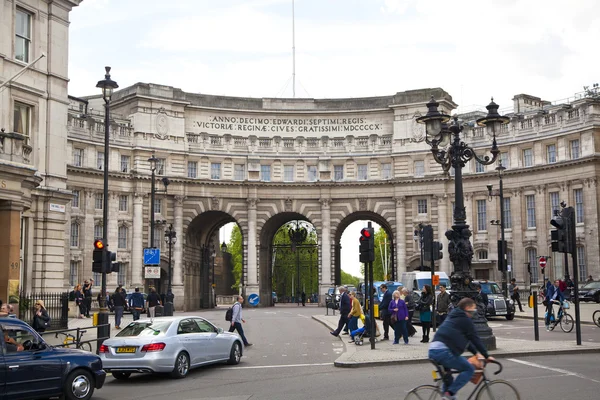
left=61, top=83, right=600, bottom=309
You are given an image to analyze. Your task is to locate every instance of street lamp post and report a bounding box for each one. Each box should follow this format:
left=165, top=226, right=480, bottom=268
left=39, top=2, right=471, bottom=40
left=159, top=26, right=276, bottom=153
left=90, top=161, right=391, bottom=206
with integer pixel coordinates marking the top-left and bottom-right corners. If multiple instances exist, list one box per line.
left=164, top=224, right=177, bottom=316
left=147, top=154, right=169, bottom=290
left=211, top=245, right=216, bottom=308
left=488, top=161, right=508, bottom=298
left=95, top=67, right=118, bottom=344
left=417, top=97, right=509, bottom=350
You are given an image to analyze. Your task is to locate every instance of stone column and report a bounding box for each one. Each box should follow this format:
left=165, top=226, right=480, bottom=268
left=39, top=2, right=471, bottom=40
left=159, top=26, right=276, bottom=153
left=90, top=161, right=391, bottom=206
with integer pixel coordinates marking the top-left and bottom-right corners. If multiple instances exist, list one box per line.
left=131, top=193, right=144, bottom=288
left=319, top=198, right=332, bottom=304
left=172, top=196, right=185, bottom=310
left=394, top=197, right=406, bottom=275
left=246, top=198, right=259, bottom=294
left=585, top=179, right=600, bottom=277
left=436, top=194, right=451, bottom=274
left=0, top=201, right=22, bottom=307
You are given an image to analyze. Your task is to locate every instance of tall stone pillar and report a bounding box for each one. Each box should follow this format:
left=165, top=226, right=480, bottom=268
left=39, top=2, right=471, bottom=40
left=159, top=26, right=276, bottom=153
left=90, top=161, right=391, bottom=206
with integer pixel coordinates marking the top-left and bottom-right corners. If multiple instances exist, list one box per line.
left=436, top=194, right=451, bottom=274
left=394, top=197, right=406, bottom=275
left=0, top=202, right=22, bottom=306
left=245, top=198, right=258, bottom=295
left=319, top=198, right=332, bottom=304
left=172, top=196, right=185, bottom=310
left=584, top=179, right=599, bottom=277
left=131, top=193, right=144, bottom=288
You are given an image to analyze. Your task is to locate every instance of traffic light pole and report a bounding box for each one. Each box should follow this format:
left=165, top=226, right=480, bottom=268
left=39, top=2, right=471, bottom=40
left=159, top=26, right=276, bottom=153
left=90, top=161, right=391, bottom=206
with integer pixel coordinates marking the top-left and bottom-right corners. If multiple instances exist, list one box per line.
left=564, top=207, right=582, bottom=345
left=98, top=90, right=110, bottom=347
left=430, top=242, right=436, bottom=332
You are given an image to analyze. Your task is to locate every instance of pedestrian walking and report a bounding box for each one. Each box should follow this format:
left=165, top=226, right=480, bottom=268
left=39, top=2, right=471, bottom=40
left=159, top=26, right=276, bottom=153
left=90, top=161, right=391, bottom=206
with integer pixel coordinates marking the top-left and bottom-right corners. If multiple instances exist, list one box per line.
left=402, top=287, right=417, bottom=337
left=508, top=278, right=523, bottom=312
left=436, top=284, right=451, bottom=324
left=347, top=291, right=362, bottom=338
left=147, top=287, right=161, bottom=318
left=389, top=290, right=409, bottom=344
left=301, top=291, right=306, bottom=306
left=330, top=286, right=351, bottom=337
left=379, top=284, right=392, bottom=341
left=128, top=287, right=145, bottom=321
left=111, top=286, right=126, bottom=329
left=586, top=275, right=594, bottom=283
left=83, top=279, right=93, bottom=318
left=418, top=285, right=433, bottom=343
left=32, top=300, right=51, bottom=333
left=228, top=295, right=252, bottom=347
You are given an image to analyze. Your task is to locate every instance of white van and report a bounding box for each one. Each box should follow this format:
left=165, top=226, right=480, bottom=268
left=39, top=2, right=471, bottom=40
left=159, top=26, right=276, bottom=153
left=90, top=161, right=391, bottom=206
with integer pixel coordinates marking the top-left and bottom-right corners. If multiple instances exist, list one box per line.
left=400, top=271, right=450, bottom=293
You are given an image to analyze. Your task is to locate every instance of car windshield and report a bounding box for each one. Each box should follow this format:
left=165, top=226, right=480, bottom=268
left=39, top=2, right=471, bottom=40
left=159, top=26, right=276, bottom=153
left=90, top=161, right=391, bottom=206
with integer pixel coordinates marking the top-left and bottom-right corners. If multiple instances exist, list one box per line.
left=116, top=321, right=172, bottom=337
left=417, top=278, right=450, bottom=290
left=584, top=281, right=600, bottom=289
left=377, top=284, right=402, bottom=298
left=480, top=283, right=502, bottom=295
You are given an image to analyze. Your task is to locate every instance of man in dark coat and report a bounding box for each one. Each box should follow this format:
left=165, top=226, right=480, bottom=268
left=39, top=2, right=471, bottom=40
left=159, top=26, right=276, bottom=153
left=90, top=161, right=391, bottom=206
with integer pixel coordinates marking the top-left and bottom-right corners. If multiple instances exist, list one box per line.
left=379, top=284, right=392, bottom=340
left=330, top=287, right=351, bottom=337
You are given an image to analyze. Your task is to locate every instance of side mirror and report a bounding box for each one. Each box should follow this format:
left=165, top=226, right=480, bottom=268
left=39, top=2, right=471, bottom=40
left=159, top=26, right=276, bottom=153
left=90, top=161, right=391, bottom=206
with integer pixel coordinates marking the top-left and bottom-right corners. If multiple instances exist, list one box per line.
left=217, top=327, right=224, bottom=334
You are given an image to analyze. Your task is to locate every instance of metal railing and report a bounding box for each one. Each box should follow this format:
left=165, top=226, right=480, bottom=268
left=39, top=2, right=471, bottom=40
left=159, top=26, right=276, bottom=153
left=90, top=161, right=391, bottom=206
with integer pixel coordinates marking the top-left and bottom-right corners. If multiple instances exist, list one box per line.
left=18, top=291, right=69, bottom=330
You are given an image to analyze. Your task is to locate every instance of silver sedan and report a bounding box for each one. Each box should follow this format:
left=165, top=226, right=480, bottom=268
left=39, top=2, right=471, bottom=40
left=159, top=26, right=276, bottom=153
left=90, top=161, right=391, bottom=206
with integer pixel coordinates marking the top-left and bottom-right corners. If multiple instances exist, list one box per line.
left=99, top=316, right=243, bottom=379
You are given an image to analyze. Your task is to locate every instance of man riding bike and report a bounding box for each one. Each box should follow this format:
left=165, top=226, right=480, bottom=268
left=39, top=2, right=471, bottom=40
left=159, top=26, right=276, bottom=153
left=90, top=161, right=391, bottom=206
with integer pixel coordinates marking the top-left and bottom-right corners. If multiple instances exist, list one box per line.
left=428, top=297, right=495, bottom=400
left=545, top=279, right=565, bottom=331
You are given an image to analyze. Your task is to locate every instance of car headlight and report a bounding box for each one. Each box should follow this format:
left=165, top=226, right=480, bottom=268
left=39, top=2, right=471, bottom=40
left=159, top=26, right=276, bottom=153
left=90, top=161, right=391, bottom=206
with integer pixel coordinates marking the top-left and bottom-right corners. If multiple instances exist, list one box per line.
left=508, top=299, right=514, bottom=305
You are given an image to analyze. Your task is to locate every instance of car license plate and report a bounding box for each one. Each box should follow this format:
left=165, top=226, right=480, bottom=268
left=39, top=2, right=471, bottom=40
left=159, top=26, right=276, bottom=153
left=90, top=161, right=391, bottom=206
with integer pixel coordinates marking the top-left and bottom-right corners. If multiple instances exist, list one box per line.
left=496, top=311, right=507, bottom=315
left=116, top=346, right=137, bottom=353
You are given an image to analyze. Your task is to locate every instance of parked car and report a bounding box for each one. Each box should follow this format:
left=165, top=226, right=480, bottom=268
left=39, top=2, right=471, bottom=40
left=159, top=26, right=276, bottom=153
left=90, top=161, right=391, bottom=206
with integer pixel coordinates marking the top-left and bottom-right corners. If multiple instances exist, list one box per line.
left=579, top=281, right=600, bottom=303
left=0, top=317, right=106, bottom=400
left=99, top=316, right=243, bottom=379
left=473, top=280, right=515, bottom=321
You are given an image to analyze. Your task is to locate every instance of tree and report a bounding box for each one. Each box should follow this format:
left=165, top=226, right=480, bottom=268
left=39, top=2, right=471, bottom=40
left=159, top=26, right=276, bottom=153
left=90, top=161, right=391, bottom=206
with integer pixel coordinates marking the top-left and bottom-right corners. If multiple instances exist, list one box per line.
left=228, top=225, right=243, bottom=292
left=341, top=270, right=360, bottom=287
left=372, top=227, right=390, bottom=281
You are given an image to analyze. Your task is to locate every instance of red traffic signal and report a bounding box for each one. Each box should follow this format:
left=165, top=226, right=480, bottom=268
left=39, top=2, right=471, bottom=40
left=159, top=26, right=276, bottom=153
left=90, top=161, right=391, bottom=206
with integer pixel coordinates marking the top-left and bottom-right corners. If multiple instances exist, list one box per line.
left=360, top=228, right=372, bottom=238
left=94, top=239, right=105, bottom=250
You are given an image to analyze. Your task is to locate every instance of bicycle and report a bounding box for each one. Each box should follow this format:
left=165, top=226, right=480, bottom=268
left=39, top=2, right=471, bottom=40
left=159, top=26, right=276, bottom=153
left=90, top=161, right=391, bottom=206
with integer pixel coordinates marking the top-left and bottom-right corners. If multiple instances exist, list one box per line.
left=55, top=329, right=92, bottom=352
left=405, top=359, right=519, bottom=400
left=593, top=309, right=600, bottom=328
left=545, top=300, right=574, bottom=333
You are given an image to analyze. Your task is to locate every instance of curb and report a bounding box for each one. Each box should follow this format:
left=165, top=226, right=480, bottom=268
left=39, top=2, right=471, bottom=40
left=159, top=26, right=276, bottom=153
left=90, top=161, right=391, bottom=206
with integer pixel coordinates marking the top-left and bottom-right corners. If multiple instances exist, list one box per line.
left=514, top=315, right=596, bottom=326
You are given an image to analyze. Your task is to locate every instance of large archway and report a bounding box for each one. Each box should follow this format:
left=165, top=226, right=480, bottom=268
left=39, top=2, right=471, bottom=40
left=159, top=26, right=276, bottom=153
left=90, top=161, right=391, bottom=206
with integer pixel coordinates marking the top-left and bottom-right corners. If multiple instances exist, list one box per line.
left=184, top=210, right=242, bottom=310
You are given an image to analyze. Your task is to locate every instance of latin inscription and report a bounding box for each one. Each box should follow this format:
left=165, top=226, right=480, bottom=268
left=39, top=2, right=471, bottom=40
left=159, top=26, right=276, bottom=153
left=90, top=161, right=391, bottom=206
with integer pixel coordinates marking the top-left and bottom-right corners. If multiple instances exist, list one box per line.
left=192, top=116, right=382, bottom=133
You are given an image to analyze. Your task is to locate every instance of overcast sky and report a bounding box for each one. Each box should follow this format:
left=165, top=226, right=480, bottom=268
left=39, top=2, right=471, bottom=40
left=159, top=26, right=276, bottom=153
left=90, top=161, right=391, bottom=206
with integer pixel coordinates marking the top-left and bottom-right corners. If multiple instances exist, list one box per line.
left=69, top=0, right=599, bottom=112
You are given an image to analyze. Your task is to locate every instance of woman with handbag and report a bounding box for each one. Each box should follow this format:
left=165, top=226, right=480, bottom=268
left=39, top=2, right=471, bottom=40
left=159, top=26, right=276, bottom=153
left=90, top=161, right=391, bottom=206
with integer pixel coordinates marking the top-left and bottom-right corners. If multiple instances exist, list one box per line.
left=32, top=300, right=51, bottom=333
left=419, top=285, right=434, bottom=343
left=388, top=290, right=409, bottom=344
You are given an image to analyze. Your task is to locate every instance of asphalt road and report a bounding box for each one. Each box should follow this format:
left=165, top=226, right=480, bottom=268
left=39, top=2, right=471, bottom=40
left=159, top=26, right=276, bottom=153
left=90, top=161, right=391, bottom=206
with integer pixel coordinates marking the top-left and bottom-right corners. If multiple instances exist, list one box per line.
left=90, top=306, right=600, bottom=400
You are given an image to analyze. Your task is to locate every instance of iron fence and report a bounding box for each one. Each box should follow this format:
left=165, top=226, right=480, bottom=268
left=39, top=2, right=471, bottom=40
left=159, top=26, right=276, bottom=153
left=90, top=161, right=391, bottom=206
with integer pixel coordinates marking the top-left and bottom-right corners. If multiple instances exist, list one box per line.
left=18, top=291, right=69, bottom=330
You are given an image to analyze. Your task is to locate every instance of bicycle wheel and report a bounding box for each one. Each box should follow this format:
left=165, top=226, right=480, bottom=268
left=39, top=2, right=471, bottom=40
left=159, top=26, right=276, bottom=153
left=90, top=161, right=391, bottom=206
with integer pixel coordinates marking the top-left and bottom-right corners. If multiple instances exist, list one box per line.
left=593, top=310, right=600, bottom=328
left=476, top=380, right=521, bottom=400
left=404, top=385, right=443, bottom=400
left=79, top=341, right=92, bottom=352
left=560, top=313, right=574, bottom=333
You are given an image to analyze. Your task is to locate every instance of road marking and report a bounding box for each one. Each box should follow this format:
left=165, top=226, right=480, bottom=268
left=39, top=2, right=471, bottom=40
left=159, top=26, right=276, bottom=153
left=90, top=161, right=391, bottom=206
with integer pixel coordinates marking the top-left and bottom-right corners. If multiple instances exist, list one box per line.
left=507, top=358, right=600, bottom=383
left=297, top=314, right=309, bottom=318
left=227, top=362, right=333, bottom=370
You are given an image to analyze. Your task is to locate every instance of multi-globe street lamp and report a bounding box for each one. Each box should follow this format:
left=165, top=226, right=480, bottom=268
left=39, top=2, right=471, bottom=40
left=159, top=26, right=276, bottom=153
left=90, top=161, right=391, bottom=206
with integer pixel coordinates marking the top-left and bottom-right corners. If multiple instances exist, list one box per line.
left=164, top=224, right=177, bottom=316
left=95, top=66, right=118, bottom=343
left=148, top=154, right=170, bottom=250
left=416, top=97, right=509, bottom=349
left=487, top=161, right=508, bottom=298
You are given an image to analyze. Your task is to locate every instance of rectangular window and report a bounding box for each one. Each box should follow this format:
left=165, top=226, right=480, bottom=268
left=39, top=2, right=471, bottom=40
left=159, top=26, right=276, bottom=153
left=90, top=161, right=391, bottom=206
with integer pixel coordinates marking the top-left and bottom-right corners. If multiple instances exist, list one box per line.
left=475, top=161, right=485, bottom=173
left=118, top=226, right=128, bottom=249
left=502, top=197, right=512, bottom=229
left=119, top=195, right=128, bottom=212
left=381, top=163, right=392, bottom=179
left=261, top=165, right=271, bottom=182
left=417, top=199, right=428, bottom=214
left=210, top=162, right=221, bottom=179
left=500, top=152, right=509, bottom=169
left=570, top=139, right=580, bottom=160
left=73, top=148, right=83, bottom=167
left=15, top=9, right=31, bottom=62
left=72, top=190, right=80, bottom=208
left=334, top=165, right=344, bottom=181
left=187, top=161, right=197, bottom=178
left=284, top=165, right=294, bottom=182
left=94, top=224, right=103, bottom=240
left=553, top=254, right=563, bottom=281
left=550, top=192, right=560, bottom=216
left=234, top=164, right=246, bottom=181
left=526, top=195, right=536, bottom=228
left=523, top=149, right=533, bottom=167
left=97, top=152, right=105, bottom=170
left=95, top=193, right=103, bottom=210
left=507, top=249, right=514, bottom=281
left=307, top=165, right=318, bottom=182
left=357, top=164, right=368, bottom=181
left=477, top=199, right=487, bottom=231
left=153, top=227, right=162, bottom=249
left=118, top=262, right=126, bottom=286
left=577, top=247, right=587, bottom=279
left=154, top=198, right=161, bottom=214
left=414, top=160, right=425, bottom=177
left=547, top=144, right=557, bottom=164
left=574, top=188, right=584, bottom=223
left=93, top=272, right=100, bottom=285
left=528, top=248, right=539, bottom=282
left=13, top=102, right=31, bottom=136
left=69, top=261, right=78, bottom=287
left=156, top=158, right=166, bottom=175
left=70, top=223, right=79, bottom=247
left=120, top=155, right=130, bottom=172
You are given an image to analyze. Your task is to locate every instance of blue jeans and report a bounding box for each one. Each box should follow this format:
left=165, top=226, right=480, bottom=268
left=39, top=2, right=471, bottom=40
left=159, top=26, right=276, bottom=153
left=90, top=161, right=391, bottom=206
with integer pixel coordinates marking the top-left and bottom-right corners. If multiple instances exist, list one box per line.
left=114, top=306, right=123, bottom=327
left=428, top=347, right=475, bottom=395
left=348, top=316, right=359, bottom=333
left=229, top=322, right=249, bottom=345
left=393, top=319, right=408, bottom=343
left=132, top=308, right=142, bottom=321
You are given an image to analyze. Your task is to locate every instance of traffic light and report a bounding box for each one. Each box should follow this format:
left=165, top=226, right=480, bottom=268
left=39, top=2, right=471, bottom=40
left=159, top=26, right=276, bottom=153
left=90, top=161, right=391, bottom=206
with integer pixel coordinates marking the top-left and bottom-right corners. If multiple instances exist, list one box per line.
left=497, top=240, right=507, bottom=271
left=433, top=241, right=443, bottom=261
left=550, top=210, right=569, bottom=253
left=359, top=227, right=375, bottom=263
left=110, top=261, right=120, bottom=273
left=422, top=225, right=434, bottom=261
left=92, top=239, right=105, bottom=273
left=105, top=250, right=117, bottom=274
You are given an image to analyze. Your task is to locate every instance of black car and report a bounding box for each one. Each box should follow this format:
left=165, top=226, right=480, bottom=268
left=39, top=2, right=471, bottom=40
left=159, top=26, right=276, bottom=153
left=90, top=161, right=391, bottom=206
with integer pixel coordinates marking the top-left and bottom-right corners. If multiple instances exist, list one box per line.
left=0, top=317, right=106, bottom=400
left=473, top=280, right=515, bottom=321
left=579, top=281, right=600, bottom=303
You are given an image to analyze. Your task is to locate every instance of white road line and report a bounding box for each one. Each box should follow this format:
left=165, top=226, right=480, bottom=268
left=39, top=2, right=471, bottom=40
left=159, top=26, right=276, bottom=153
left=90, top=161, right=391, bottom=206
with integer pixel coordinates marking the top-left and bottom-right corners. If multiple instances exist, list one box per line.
left=507, top=358, right=600, bottom=383
left=297, top=314, right=309, bottom=318
left=227, top=362, right=333, bottom=370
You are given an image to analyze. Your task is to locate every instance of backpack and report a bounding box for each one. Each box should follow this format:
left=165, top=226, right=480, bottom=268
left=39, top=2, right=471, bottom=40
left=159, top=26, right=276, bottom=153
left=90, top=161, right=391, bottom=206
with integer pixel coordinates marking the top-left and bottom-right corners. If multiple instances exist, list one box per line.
left=225, top=306, right=233, bottom=321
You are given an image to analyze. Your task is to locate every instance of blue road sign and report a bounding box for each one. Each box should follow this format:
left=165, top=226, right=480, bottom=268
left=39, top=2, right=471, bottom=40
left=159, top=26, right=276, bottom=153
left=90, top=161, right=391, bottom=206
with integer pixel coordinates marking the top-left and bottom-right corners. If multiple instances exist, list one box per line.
left=143, top=248, right=161, bottom=265
left=248, top=293, right=260, bottom=307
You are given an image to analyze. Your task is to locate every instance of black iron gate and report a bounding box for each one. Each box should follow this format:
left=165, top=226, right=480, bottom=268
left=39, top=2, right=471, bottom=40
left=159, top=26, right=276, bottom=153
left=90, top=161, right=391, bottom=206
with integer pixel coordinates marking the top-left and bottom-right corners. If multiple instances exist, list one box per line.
left=18, top=291, right=69, bottom=330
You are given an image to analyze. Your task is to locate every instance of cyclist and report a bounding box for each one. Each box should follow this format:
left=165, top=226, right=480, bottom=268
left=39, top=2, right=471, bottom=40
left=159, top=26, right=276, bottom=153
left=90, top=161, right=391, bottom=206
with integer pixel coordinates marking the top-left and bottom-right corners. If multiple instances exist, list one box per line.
left=428, top=297, right=494, bottom=400
left=545, top=279, right=565, bottom=331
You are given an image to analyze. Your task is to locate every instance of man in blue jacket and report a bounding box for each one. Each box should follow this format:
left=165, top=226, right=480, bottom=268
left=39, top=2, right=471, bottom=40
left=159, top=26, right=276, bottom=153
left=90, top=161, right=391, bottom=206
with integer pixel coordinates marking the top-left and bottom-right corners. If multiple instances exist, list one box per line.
left=129, top=287, right=145, bottom=321
left=545, top=279, right=565, bottom=331
left=330, top=286, right=351, bottom=337
left=428, top=297, right=494, bottom=400
left=379, top=284, right=392, bottom=340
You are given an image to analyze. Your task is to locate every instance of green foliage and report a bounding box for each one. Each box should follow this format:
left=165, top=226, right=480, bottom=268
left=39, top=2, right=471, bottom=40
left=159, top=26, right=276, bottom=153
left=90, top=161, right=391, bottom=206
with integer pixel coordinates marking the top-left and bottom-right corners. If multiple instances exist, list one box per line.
left=341, top=270, right=361, bottom=287
left=372, top=227, right=390, bottom=281
left=229, top=225, right=243, bottom=291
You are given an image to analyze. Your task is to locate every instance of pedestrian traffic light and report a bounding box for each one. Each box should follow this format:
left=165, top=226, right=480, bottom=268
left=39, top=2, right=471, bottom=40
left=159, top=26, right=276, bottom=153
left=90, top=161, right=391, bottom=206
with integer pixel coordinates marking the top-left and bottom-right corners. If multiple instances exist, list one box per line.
left=422, top=225, right=434, bottom=261
left=359, top=227, right=375, bottom=263
left=433, top=241, right=443, bottom=261
left=104, top=250, right=117, bottom=274
left=92, top=239, right=105, bottom=273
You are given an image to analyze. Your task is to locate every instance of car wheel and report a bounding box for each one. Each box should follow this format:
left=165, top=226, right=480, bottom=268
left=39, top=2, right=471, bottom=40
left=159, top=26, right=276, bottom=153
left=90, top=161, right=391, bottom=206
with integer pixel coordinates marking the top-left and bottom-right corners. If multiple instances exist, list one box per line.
left=595, top=293, right=600, bottom=303
left=112, top=372, right=131, bottom=380
left=227, top=342, right=242, bottom=365
left=170, top=352, right=190, bottom=379
left=63, top=369, right=94, bottom=400
left=505, top=313, right=515, bottom=321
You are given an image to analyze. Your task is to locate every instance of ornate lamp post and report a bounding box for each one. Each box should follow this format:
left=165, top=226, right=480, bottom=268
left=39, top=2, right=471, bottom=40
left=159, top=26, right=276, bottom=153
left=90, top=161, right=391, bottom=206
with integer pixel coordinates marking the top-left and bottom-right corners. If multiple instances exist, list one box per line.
left=164, top=224, right=177, bottom=316
left=417, top=97, right=509, bottom=349
left=95, top=67, right=118, bottom=343
left=211, top=244, right=216, bottom=308
left=488, top=161, right=508, bottom=297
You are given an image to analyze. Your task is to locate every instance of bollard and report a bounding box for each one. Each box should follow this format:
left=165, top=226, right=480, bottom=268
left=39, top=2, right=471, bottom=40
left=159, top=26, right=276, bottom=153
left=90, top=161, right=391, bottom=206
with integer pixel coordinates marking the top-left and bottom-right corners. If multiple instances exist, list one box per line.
left=533, top=290, right=539, bottom=341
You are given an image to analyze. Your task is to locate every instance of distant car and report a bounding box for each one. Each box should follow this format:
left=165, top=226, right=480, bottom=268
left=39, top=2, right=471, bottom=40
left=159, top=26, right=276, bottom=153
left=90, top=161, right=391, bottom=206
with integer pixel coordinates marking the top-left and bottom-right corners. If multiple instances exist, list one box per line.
left=473, top=280, right=515, bottom=321
left=272, top=292, right=278, bottom=303
left=579, top=281, right=600, bottom=303
left=99, top=316, right=243, bottom=379
left=0, top=317, right=106, bottom=400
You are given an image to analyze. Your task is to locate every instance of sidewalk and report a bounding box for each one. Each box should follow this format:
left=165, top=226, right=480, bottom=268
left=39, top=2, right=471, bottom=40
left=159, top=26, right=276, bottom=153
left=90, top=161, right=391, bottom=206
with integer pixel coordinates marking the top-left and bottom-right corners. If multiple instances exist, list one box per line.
left=312, top=314, right=600, bottom=368
left=513, top=301, right=598, bottom=325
